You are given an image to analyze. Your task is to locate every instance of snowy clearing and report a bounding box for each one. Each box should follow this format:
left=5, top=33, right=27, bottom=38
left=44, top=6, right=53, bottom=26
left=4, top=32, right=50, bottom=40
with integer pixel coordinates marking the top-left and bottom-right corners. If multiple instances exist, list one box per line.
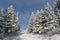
left=1, top=30, right=60, bottom=40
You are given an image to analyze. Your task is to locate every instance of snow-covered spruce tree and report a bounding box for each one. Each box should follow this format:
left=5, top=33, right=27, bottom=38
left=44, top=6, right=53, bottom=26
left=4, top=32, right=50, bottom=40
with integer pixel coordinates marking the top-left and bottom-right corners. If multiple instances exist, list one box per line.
left=48, top=0, right=60, bottom=35
left=35, top=2, right=58, bottom=34
left=38, top=2, right=59, bottom=34
left=5, top=5, right=20, bottom=33
left=0, top=9, right=5, bottom=38
left=32, top=9, right=46, bottom=34
left=28, top=12, right=36, bottom=33
left=38, top=2, right=56, bottom=34
left=55, top=0, right=60, bottom=26
left=0, top=5, right=20, bottom=39
left=44, top=2, right=56, bottom=21
left=28, top=9, right=49, bottom=34
left=40, top=1, right=60, bottom=35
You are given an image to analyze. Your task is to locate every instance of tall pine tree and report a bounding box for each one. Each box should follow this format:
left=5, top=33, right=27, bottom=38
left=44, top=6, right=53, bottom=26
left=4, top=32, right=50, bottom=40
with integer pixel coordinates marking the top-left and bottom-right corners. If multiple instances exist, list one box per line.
left=5, top=5, right=20, bottom=33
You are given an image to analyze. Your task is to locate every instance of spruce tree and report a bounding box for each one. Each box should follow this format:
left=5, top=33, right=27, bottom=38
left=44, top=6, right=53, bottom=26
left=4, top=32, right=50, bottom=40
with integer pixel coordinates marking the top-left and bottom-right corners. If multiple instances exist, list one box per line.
left=28, top=12, right=36, bottom=33
left=5, top=5, right=20, bottom=33
left=0, top=9, right=5, bottom=38
left=44, top=2, right=55, bottom=21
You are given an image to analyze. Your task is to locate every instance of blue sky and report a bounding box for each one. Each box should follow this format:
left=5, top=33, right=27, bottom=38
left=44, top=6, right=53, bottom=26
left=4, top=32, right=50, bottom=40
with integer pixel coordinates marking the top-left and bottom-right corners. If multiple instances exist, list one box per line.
left=0, top=0, right=55, bottom=29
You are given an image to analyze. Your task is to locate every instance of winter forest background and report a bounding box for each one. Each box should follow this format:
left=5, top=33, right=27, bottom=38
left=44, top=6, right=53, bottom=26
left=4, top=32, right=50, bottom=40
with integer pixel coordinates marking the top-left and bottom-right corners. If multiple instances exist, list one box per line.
left=1, top=0, right=60, bottom=40
left=0, top=0, right=55, bottom=30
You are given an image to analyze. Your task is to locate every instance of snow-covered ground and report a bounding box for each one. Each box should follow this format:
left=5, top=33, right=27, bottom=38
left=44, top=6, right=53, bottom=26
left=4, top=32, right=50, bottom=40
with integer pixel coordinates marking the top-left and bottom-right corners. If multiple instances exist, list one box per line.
left=1, top=30, right=60, bottom=40
left=20, top=33, right=60, bottom=40
left=20, top=30, right=60, bottom=40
